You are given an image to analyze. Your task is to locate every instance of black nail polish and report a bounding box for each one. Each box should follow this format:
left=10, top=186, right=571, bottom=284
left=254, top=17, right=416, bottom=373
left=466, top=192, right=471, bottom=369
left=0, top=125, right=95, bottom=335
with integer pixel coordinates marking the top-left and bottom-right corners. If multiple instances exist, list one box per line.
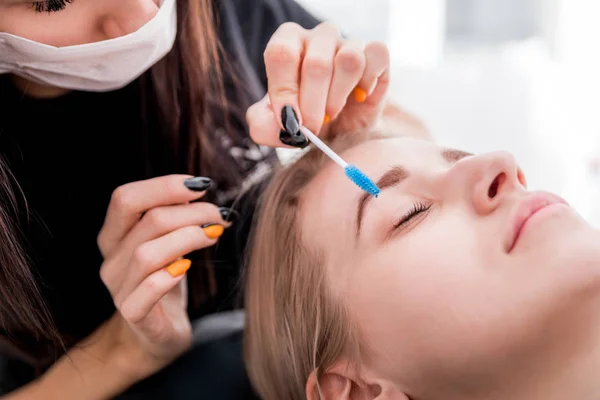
left=281, top=105, right=300, bottom=135
left=279, top=130, right=309, bottom=148
left=218, top=207, right=239, bottom=223
left=184, top=177, right=212, bottom=192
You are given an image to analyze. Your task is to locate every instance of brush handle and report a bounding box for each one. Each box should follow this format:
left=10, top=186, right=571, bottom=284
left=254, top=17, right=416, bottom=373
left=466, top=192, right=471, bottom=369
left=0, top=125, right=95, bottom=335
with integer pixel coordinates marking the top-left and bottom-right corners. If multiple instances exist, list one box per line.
left=298, top=126, right=348, bottom=169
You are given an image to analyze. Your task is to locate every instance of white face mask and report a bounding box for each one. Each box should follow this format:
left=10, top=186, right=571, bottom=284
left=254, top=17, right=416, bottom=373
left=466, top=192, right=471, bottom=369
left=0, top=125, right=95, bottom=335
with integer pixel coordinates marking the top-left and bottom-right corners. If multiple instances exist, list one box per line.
left=0, top=0, right=177, bottom=92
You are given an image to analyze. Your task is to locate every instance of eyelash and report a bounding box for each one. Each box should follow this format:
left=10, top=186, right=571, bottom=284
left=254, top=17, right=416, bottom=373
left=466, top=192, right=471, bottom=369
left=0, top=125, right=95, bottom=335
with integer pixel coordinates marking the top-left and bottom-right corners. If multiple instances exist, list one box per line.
left=31, top=0, right=73, bottom=13
left=394, top=203, right=431, bottom=230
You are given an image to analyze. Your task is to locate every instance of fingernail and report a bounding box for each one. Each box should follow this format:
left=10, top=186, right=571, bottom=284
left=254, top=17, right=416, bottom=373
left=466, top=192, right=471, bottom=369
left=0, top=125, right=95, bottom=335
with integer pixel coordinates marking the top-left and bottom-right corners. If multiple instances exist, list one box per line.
left=323, top=114, right=331, bottom=125
left=279, top=131, right=308, bottom=149
left=279, top=130, right=308, bottom=148
left=280, top=105, right=308, bottom=146
left=353, top=87, right=368, bottom=103
left=281, top=105, right=300, bottom=135
left=218, top=207, right=239, bottom=223
left=166, top=259, right=192, bottom=277
left=202, top=224, right=225, bottom=239
left=184, top=176, right=212, bottom=192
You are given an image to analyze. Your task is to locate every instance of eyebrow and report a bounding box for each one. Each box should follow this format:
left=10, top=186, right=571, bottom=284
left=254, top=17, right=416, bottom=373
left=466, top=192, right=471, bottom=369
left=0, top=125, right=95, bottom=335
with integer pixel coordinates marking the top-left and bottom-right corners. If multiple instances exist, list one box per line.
left=356, top=165, right=409, bottom=237
left=355, top=148, right=473, bottom=237
left=442, top=149, right=473, bottom=163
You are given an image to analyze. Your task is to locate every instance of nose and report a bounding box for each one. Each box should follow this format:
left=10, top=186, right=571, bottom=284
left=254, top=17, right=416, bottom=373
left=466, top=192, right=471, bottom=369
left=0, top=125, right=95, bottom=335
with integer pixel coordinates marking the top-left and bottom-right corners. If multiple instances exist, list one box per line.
left=101, top=0, right=161, bottom=40
left=444, top=151, right=526, bottom=215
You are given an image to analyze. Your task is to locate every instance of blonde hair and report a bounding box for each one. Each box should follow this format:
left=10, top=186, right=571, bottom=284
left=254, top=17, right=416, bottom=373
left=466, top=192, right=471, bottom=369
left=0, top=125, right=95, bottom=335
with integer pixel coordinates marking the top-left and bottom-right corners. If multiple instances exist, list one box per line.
left=244, top=131, right=386, bottom=399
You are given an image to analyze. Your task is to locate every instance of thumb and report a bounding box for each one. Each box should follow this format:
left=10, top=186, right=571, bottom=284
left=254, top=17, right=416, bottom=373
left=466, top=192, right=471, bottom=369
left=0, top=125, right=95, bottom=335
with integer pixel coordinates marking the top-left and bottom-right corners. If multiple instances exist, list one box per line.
left=246, top=94, right=307, bottom=148
left=246, top=94, right=279, bottom=147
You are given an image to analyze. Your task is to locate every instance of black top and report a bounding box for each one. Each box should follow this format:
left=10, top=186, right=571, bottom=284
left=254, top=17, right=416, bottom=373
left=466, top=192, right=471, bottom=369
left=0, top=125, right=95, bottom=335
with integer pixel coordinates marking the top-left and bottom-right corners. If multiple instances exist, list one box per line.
left=0, top=0, right=318, bottom=371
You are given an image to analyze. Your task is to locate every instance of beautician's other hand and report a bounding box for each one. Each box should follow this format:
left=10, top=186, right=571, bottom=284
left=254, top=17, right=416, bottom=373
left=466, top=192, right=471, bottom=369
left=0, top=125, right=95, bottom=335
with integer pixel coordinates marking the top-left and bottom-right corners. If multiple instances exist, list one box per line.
left=95, top=175, right=228, bottom=378
left=247, top=21, right=390, bottom=147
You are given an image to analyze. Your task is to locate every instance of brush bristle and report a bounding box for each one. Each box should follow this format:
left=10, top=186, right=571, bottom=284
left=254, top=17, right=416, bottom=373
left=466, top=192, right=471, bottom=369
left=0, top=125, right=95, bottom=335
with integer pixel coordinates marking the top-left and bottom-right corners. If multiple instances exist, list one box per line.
left=345, top=165, right=380, bottom=197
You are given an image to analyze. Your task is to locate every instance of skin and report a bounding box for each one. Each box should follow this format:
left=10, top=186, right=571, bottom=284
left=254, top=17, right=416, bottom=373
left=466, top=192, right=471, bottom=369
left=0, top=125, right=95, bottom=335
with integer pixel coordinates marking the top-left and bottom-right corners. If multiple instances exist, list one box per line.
left=0, top=1, right=427, bottom=397
left=0, top=0, right=161, bottom=97
left=301, top=138, right=600, bottom=400
left=5, top=175, right=229, bottom=400
left=0, top=0, right=427, bottom=140
left=246, top=22, right=430, bottom=145
left=0, top=0, right=160, bottom=45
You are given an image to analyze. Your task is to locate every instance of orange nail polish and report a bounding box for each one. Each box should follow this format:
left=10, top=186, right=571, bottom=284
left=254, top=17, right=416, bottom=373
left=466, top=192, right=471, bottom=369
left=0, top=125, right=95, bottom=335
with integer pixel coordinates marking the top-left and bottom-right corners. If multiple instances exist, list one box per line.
left=202, top=224, right=225, bottom=239
left=353, top=87, right=368, bottom=103
left=166, top=259, right=191, bottom=277
left=323, top=114, right=331, bottom=125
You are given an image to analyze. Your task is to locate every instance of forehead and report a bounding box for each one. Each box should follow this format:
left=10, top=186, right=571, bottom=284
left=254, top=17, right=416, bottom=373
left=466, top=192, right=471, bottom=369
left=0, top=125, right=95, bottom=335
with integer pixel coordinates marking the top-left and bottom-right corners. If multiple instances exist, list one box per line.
left=298, top=137, right=444, bottom=255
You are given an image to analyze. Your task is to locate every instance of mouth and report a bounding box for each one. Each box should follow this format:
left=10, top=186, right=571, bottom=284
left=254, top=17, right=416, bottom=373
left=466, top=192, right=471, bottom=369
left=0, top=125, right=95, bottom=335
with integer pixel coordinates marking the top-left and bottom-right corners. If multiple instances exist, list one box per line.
left=507, top=191, right=569, bottom=252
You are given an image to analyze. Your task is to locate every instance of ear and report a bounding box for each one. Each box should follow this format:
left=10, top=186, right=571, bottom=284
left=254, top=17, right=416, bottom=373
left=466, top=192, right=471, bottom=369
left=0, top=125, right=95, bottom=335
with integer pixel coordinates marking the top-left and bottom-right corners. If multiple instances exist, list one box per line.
left=305, top=363, right=410, bottom=400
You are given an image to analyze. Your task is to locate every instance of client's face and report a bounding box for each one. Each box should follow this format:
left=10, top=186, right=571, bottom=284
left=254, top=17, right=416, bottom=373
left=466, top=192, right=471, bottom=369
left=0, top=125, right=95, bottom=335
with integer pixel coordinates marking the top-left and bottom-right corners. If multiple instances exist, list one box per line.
left=300, top=137, right=600, bottom=392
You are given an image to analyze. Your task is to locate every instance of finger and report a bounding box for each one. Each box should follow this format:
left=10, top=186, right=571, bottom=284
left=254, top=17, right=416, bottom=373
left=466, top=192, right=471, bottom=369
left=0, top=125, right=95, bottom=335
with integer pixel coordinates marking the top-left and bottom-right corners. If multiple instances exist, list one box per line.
left=326, top=39, right=366, bottom=120
left=246, top=94, right=286, bottom=147
left=120, top=224, right=225, bottom=300
left=299, top=22, right=340, bottom=134
left=98, top=174, right=210, bottom=257
left=122, top=202, right=227, bottom=253
left=102, top=219, right=215, bottom=300
left=365, top=64, right=390, bottom=107
left=355, top=41, right=390, bottom=104
left=119, top=268, right=186, bottom=325
left=264, top=22, right=307, bottom=130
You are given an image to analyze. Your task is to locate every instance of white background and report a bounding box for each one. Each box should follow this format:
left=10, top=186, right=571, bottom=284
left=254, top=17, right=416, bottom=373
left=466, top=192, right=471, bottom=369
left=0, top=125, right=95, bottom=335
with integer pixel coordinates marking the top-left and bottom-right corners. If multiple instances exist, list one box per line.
left=295, top=0, right=600, bottom=228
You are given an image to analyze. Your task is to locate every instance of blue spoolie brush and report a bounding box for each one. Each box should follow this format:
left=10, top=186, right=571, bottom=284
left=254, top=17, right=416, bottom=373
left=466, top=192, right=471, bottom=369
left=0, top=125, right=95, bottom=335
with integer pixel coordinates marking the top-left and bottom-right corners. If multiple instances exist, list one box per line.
left=298, top=126, right=380, bottom=197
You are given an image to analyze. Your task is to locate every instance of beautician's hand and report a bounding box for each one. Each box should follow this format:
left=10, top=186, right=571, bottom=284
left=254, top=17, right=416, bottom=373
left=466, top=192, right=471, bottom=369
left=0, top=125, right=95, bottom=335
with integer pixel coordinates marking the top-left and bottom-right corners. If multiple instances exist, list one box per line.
left=95, top=175, right=228, bottom=378
left=247, top=21, right=390, bottom=147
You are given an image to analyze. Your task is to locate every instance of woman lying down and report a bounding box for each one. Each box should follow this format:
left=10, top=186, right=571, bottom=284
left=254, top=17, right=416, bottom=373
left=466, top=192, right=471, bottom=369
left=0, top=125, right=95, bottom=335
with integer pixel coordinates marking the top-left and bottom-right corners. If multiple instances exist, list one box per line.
left=243, top=130, right=600, bottom=400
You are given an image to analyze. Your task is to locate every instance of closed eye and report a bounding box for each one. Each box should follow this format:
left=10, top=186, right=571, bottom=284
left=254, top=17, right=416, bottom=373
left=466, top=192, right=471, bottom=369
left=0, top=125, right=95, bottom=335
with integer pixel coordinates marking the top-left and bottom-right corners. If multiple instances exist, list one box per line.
left=31, top=0, right=73, bottom=13
left=394, top=203, right=431, bottom=229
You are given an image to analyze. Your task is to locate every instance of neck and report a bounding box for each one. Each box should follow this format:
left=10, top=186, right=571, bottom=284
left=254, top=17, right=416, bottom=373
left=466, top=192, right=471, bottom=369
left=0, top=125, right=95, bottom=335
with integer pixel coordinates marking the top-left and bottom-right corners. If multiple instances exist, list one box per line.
left=482, top=244, right=600, bottom=400
left=504, top=326, right=600, bottom=400
left=11, top=74, right=71, bottom=99
left=436, top=258, right=600, bottom=400
left=488, top=284, right=600, bottom=400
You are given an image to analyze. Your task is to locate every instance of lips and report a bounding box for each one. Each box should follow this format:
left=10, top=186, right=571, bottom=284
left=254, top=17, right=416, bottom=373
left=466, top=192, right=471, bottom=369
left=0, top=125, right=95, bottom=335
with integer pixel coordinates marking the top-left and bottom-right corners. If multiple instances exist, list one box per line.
left=507, top=191, right=569, bottom=252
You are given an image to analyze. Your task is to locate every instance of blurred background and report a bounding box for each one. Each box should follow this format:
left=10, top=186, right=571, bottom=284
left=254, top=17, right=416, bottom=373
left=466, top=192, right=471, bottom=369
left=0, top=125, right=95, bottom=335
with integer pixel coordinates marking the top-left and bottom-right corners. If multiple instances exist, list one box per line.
left=295, top=0, right=600, bottom=228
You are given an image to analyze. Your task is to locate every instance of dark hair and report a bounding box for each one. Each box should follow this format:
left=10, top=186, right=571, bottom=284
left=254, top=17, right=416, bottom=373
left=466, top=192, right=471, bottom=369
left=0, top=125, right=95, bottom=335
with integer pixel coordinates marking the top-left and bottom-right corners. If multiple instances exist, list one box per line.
left=138, top=0, right=255, bottom=306
left=0, top=157, right=62, bottom=366
left=0, top=0, right=254, bottom=365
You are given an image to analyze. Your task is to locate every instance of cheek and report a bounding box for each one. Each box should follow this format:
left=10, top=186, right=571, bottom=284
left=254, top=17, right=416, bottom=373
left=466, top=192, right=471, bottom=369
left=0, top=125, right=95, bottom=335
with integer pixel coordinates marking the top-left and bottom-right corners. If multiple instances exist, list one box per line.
left=350, top=228, right=486, bottom=352
left=347, top=221, right=579, bottom=383
left=0, top=8, right=103, bottom=46
left=348, top=228, right=487, bottom=376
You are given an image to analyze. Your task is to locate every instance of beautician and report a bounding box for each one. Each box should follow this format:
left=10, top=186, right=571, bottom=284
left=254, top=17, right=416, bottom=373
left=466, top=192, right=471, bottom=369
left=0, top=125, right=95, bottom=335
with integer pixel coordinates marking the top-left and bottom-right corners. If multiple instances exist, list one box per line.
left=0, top=0, right=424, bottom=398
